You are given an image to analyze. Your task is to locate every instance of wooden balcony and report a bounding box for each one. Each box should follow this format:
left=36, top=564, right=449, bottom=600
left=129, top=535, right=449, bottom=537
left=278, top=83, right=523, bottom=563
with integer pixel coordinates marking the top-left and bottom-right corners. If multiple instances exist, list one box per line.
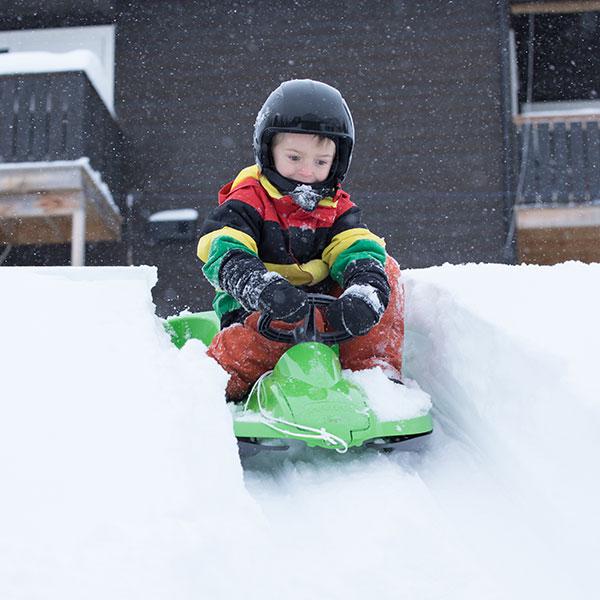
left=514, top=111, right=600, bottom=264
left=0, top=71, right=123, bottom=265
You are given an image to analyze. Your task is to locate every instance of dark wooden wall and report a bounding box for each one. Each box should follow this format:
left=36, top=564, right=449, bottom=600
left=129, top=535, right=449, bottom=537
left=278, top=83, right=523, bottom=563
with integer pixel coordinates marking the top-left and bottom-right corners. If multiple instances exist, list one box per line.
left=2, top=0, right=514, bottom=317
left=0, top=0, right=116, bottom=29
left=116, top=0, right=513, bottom=315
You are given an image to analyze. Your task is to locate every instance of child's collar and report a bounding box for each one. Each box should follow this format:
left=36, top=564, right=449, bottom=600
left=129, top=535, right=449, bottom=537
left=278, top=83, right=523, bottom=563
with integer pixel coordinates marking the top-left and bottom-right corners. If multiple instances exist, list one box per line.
left=231, top=164, right=337, bottom=207
left=231, top=164, right=283, bottom=198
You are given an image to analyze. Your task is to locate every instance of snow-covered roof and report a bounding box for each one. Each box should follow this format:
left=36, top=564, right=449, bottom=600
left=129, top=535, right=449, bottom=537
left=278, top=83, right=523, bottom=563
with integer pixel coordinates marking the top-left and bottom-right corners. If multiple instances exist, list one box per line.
left=0, top=50, right=113, bottom=116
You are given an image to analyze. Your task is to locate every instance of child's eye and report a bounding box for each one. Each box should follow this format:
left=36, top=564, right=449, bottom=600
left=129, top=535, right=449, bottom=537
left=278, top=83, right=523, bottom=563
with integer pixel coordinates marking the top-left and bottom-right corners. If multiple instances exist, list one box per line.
left=316, top=159, right=330, bottom=167
left=287, top=154, right=301, bottom=162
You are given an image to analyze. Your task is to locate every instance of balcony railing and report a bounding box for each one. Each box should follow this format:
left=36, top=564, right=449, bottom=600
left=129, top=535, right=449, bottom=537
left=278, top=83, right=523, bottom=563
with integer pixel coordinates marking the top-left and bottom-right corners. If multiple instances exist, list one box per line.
left=0, top=71, right=123, bottom=264
left=514, top=114, right=600, bottom=205
left=0, top=71, right=123, bottom=200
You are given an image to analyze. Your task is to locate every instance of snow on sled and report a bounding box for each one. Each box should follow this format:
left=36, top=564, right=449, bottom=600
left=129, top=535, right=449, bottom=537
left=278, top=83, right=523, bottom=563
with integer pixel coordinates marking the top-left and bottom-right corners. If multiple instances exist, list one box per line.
left=165, top=294, right=433, bottom=457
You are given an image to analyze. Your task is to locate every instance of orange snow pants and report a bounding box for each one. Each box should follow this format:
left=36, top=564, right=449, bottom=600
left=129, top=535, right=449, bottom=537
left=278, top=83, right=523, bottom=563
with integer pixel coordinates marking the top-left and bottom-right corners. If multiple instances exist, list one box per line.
left=207, top=257, right=405, bottom=401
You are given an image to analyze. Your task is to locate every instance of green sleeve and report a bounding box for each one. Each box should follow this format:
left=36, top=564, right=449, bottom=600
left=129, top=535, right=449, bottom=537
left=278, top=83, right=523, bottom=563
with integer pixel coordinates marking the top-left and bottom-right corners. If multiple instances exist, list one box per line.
left=329, top=239, right=387, bottom=285
left=202, top=235, right=258, bottom=289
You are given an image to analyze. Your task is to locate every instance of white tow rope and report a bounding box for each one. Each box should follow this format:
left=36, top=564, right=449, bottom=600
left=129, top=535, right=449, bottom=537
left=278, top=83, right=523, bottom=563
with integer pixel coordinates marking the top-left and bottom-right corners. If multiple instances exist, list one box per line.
left=246, top=371, right=349, bottom=454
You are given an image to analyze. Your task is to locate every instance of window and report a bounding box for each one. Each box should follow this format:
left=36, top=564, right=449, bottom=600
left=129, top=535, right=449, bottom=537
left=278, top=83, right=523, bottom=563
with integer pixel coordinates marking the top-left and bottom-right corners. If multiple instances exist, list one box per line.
left=511, top=10, right=600, bottom=115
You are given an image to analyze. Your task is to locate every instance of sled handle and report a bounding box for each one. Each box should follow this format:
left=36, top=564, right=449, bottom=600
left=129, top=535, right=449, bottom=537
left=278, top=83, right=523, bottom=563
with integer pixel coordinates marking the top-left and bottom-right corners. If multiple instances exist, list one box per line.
left=257, top=293, right=354, bottom=345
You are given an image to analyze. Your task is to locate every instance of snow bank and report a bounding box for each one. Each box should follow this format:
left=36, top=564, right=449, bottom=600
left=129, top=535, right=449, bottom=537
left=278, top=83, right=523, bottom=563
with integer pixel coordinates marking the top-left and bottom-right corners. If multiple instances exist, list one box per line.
left=1, top=262, right=599, bottom=600
left=245, top=261, right=600, bottom=600
left=403, top=261, right=600, bottom=598
left=0, top=267, right=266, bottom=600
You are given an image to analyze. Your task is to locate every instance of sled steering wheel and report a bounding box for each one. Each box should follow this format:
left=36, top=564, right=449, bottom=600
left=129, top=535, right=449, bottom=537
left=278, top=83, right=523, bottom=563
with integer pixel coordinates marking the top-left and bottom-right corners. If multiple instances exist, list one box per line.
left=257, top=293, right=353, bottom=345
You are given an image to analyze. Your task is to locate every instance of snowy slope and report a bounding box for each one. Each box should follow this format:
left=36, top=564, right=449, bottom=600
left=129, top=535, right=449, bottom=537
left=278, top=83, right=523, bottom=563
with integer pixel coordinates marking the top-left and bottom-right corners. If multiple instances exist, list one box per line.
left=1, top=263, right=599, bottom=600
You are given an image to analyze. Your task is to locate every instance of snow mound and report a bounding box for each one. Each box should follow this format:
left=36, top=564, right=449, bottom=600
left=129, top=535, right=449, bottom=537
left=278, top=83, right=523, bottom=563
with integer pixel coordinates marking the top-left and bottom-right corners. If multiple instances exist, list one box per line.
left=0, top=267, right=268, bottom=600
left=2, top=262, right=600, bottom=600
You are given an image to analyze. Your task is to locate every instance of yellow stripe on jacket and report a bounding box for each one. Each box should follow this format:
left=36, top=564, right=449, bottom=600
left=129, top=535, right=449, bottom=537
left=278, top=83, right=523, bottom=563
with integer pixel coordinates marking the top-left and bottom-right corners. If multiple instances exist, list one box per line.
left=322, top=228, right=386, bottom=268
left=197, top=226, right=258, bottom=262
left=264, top=259, right=330, bottom=286
left=197, top=225, right=329, bottom=286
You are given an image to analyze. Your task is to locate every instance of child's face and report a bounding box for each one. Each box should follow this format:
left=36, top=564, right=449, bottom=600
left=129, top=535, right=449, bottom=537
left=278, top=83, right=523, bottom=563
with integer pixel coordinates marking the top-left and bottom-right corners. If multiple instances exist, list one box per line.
left=271, top=133, right=336, bottom=184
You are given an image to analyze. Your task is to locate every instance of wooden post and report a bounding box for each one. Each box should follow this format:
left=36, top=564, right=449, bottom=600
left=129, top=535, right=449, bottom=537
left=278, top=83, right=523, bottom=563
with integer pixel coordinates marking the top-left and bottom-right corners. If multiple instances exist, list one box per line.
left=71, top=204, right=86, bottom=266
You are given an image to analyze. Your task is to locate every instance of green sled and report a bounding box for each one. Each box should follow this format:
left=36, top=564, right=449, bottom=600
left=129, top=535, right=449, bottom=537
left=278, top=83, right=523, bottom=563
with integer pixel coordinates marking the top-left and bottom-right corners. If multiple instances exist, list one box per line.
left=165, top=299, right=433, bottom=456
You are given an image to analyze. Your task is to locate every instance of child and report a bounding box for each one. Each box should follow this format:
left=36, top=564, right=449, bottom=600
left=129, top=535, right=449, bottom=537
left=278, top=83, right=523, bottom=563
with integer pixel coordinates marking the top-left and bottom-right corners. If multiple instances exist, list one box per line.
left=197, top=79, right=404, bottom=401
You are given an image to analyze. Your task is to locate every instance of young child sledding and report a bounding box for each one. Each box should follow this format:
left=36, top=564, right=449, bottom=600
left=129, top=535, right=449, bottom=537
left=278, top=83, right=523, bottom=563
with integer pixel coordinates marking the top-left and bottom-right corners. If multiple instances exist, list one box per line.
left=197, top=79, right=404, bottom=401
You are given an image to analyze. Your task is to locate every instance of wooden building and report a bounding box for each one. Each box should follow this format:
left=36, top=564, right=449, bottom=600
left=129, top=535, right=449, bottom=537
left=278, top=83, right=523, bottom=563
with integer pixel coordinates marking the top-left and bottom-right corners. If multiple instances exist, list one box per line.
left=511, top=2, right=600, bottom=263
left=1, top=0, right=598, bottom=316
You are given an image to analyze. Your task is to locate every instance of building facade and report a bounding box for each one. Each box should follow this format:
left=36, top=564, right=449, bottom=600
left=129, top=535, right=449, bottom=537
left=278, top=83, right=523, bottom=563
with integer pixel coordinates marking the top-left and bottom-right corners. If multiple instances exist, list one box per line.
left=2, top=1, right=597, bottom=316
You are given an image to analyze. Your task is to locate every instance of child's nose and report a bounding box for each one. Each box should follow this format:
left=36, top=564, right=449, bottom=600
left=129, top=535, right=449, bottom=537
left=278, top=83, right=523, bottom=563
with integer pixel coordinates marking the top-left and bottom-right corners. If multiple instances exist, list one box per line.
left=298, top=162, right=313, bottom=177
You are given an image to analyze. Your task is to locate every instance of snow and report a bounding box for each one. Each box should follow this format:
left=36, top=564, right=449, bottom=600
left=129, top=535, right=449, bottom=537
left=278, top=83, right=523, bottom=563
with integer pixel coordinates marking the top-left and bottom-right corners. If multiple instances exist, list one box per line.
left=0, top=50, right=113, bottom=116
left=148, top=209, right=199, bottom=223
left=344, top=367, right=431, bottom=420
left=290, top=183, right=322, bottom=211
left=342, top=282, right=384, bottom=315
left=1, top=261, right=600, bottom=599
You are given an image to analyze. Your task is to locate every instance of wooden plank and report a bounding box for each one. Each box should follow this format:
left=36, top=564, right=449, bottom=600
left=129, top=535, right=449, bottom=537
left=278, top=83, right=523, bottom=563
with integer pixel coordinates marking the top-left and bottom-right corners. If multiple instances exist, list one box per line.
left=0, top=167, right=83, bottom=194
left=30, top=78, right=50, bottom=160
left=42, top=216, right=64, bottom=242
left=0, top=78, right=16, bottom=160
left=586, top=121, right=600, bottom=199
left=511, top=1, right=600, bottom=14
left=0, top=191, right=79, bottom=219
left=514, top=113, right=600, bottom=125
left=552, top=122, right=570, bottom=202
left=537, top=123, right=553, bottom=202
left=0, top=215, right=71, bottom=245
left=517, top=225, right=600, bottom=264
left=63, top=75, right=84, bottom=159
left=520, top=124, right=538, bottom=202
left=569, top=122, right=587, bottom=201
left=0, top=218, right=16, bottom=242
left=515, top=204, right=600, bottom=228
left=13, top=78, right=31, bottom=162
left=46, top=79, right=66, bottom=159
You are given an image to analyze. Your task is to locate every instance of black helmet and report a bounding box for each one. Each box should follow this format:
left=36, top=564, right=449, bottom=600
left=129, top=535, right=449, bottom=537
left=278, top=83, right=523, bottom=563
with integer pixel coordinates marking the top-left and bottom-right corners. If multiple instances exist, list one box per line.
left=253, top=79, right=355, bottom=195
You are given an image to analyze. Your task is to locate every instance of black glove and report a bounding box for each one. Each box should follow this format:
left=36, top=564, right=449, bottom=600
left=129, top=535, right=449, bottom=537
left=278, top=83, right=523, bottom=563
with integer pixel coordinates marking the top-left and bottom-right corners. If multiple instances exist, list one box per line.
left=257, top=277, right=309, bottom=323
left=326, top=258, right=391, bottom=336
left=326, top=288, right=382, bottom=336
left=219, top=250, right=309, bottom=322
